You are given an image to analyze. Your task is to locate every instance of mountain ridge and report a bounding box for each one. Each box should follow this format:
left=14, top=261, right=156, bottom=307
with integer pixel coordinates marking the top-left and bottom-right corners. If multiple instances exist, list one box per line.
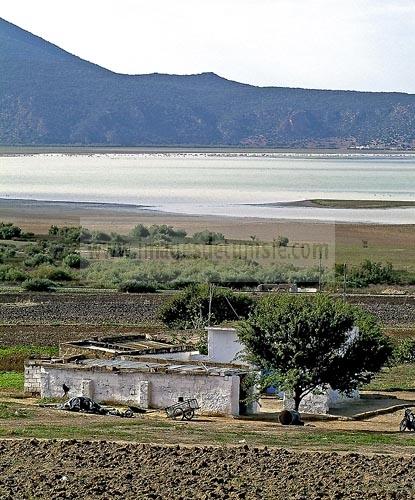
left=1, top=17, right=415, bottom=148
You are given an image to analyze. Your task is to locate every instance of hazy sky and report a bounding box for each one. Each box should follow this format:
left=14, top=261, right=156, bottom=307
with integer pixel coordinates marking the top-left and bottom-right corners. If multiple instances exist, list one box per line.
left=1, top=0, right=415, bottom=93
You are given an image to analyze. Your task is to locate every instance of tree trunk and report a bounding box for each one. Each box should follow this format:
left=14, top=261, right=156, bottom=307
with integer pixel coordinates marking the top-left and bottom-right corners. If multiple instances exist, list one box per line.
left=294, top=387, right=302, bottom=412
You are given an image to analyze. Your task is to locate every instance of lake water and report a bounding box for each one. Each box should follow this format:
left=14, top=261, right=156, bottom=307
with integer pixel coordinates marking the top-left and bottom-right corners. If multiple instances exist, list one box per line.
left=1, top=152, right=415, bottom=223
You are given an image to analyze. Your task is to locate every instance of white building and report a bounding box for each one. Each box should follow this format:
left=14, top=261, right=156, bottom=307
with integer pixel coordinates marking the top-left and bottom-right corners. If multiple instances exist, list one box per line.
left=24, top=329, right=254, bottom=417
left=24, top=326, right=359, bottom=416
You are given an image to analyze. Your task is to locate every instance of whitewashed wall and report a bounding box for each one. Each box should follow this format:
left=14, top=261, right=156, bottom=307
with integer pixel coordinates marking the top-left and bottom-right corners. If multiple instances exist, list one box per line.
left=283, top=387, right=360, bottom=414
left=207, top=327, right=246, bottom=364
left=31, top=364, right=241, bottom=416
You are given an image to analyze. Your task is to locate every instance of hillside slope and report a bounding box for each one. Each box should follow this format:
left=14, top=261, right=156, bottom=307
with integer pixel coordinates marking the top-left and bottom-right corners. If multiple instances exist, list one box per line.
left=1, top=17, right=415, bottom=148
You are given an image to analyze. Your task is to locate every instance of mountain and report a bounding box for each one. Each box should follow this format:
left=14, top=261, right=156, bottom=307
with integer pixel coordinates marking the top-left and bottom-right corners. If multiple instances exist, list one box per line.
left=1, top=17, right=415, bottom=148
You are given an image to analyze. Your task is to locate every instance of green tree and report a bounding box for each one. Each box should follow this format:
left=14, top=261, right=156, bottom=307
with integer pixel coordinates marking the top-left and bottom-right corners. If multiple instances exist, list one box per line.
left=237, top=294, right=392, bottom=411
left=159, top=284, right=254, bottom=329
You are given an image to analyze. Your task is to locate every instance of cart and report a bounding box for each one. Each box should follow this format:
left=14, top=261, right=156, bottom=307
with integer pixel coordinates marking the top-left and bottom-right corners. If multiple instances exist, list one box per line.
left=165, top=398, right=199, bottom=421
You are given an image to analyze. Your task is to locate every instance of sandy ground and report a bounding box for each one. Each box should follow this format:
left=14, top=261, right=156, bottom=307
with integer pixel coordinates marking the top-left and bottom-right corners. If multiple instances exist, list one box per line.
left=0, top=198, right=336, bottom=241
left=1, top=198, right=414, bottom=247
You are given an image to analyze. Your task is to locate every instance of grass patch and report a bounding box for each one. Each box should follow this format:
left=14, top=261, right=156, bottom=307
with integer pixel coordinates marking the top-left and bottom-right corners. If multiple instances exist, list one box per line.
left=0, top=371, right=24, bottom=391
left=0, top=418, right=414, bottom=451
left=0, top=346, right=58, bottom=372
left=0, top=403, right=31, bottom=419
left=364, top=363, right=415, bottom=391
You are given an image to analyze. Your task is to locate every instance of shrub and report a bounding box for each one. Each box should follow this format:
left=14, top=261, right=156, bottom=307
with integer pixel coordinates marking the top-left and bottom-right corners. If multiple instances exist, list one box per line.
left=394, top=339, right=415, bottom=364
left=275, top=236, right=289, bottom=247
left=92, top=231, right=111, bottom=243
left=44, top=267, right=72, bottom=282
left=192, top=230, right=225, bottom=245
left=159, top=284, right=254, bottom=329
left=0, top=265, right=27, bottom=283
left=24, top=254, right=52, bottom=267
left=22, top=278, right=56, bottom=292
left=0, top=246, right=16, bottom=260
left=118, top=280, right=157, bottom=293
left=63, top=253, right=89, bottom=269
left=130, top=224, right=150, bottom=240
left=344, top=260, right=396, bottom=288
left=0, top=223, right=22, bottom=240
left=48, top=225, right=91, bottom=243
left=107, top=243, right=130, bottom=257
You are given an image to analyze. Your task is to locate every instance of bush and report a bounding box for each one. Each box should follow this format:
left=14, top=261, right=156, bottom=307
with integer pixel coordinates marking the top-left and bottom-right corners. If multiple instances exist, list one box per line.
left=92, top=231, right=111, bottom=243
left=394, top=339, right=415, bottom=364
left=0, top=265, right=27, bottom=283
left=63, top=253, right=89, bottom=269
left=275, top=236, right=289, bottom=247
left=37, top=266, right=72, bottom=282
left=24, top=254, right=52, bottom=268
left=147, top=225, right=187, bottom=243
left=0, top=245, right=16, bottom=260
left=0, top=223, right=22, bottom=240
left=192, top=230, right=225, bottom=245
left=107, top=243, right=131, bottom=257
left=130, top=224, right=150, bottom=240
left=159, top=284, right=254, bottom=329
left=22, top=278, right=56, bottom=292
left=118, top=280, right=157, bottom=293
left=344, top=260, right=396, bottom=288
left=49, top=225, right=92, bottom=243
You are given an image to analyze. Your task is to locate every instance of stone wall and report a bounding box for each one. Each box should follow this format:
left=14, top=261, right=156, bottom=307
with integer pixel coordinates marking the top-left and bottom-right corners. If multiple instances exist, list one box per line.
left=24, top=363, right=42, bottom=395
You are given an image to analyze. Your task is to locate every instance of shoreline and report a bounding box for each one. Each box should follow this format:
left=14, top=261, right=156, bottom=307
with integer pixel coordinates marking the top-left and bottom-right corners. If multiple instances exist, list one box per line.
left=0, top=197, right=414, bottom=241
left=2, top=146, right=415, bottom=157
left=2, top=196, right=415, bottom=219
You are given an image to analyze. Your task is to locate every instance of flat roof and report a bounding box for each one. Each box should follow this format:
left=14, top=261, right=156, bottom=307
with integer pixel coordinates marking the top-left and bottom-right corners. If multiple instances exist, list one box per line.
left=62, top=335, right=190, bottom=356
left=28, top=357, right=249, bottom=377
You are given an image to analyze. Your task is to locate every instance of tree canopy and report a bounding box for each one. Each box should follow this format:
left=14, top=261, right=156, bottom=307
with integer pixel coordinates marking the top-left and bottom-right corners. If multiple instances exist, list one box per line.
left=237, top=294, right=392, bottom=410
left=159, top=284, right=254, bottom=330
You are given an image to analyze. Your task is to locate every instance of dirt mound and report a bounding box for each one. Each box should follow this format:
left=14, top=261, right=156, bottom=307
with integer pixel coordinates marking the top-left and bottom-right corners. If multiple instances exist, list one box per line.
left=0, top=440, right=413, bottom=499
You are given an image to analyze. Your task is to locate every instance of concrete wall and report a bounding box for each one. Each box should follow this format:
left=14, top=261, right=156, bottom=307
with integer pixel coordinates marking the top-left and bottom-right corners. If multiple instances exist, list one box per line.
left=32, top=364, right=241, bottom=416
left=207, top=327, right=245, bottom=364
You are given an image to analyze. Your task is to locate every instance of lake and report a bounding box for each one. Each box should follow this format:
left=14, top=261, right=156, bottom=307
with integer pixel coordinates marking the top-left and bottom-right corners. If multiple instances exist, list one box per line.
left=1, top=152, right=415, bottom=223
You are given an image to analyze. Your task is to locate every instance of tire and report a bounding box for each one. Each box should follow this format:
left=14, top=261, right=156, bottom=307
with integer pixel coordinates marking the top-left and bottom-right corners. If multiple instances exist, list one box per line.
left=172, top=408, right=183, bottom=420
left=183, top=409, right=195, bottom=420
left=400, top=419, right=407, bottom=432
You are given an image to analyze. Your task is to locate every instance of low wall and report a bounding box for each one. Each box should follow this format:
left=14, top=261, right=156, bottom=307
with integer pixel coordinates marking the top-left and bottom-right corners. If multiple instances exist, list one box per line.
left=24, top=363, right=42, bottom=395
left=283, top=387, right=360, bottom=414
left=29, top=363, right=241, bottom=416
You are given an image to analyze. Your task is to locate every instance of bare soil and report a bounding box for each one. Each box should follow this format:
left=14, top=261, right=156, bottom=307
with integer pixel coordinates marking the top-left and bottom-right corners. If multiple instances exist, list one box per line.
left=0, top=292, right=413, bottom=331
left=0, top=439, right=413, bottom=499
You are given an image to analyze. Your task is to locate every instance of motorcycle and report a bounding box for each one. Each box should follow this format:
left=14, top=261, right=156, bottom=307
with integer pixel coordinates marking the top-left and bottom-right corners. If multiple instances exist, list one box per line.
left=399, top=408, right=415, bottom=432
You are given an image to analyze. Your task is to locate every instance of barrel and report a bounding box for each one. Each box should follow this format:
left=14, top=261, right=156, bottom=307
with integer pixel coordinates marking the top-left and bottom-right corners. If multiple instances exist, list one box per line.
left=279, top=410, right=304, bottom=426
